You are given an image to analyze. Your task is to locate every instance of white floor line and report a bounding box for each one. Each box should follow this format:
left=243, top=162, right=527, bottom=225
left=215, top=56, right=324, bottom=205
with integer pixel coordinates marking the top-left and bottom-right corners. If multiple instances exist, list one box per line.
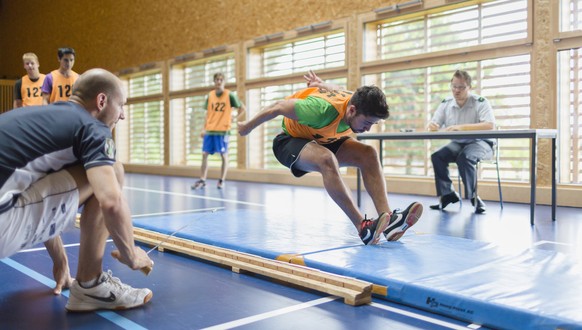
left=200, top=297, right=339, bottom=330
left=132, top=207, right=225, bottom=218
left=125, top=186, right=265, bottom=207
left=18, top=239, right=114, bottom=253
left=370, top=302, right=480, bottom=329
left=1, top=258, right=146, bottom=330
left=533, top=240, right=571, bottom=247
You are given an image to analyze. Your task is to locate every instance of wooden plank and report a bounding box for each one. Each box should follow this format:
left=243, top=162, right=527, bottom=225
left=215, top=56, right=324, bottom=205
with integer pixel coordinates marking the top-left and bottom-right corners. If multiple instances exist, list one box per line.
left=132, top=227, right=372, bottom=306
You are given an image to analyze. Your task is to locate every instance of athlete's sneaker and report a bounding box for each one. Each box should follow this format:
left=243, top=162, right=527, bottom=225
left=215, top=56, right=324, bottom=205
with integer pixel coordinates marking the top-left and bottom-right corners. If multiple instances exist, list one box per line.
left=217, top=179, right=224, bottom=189
left=383, top=202, right=423, bottom=241
left=66, top=270, right=153, bottom=312
left=191, top=179, right=206, bottom=190
left=359, top=212, right=390, bottom=245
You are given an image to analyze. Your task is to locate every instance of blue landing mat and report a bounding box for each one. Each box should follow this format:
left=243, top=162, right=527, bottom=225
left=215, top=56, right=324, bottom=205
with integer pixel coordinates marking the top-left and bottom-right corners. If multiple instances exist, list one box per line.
left=133, top=210, right=582, bottom=330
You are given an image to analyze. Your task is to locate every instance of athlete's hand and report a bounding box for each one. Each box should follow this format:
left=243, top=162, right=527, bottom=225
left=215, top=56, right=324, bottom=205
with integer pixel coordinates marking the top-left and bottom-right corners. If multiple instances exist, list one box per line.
left=303, top=70, right=323, bottom=88
left=200, top=130, right=206, bottom=138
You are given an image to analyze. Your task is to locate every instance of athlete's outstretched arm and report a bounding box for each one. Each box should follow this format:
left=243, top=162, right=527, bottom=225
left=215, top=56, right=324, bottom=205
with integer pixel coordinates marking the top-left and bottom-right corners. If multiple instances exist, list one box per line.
left=238, top=99, right=297, bottom=136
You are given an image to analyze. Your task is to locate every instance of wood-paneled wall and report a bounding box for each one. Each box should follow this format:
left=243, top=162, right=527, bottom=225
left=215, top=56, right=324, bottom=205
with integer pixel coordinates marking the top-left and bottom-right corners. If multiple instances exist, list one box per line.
left=0, top=0, right=401, bottom=79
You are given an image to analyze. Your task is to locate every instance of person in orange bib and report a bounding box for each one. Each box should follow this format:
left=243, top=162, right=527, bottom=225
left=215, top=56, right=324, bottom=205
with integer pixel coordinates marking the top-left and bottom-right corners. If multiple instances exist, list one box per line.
left=41, top=47, right=79, bottom=104
left=191, top=73, right=246, bottom=190
left=13, top=52, right=46, bottom=108
left=238, top=70, right=423, bottom=245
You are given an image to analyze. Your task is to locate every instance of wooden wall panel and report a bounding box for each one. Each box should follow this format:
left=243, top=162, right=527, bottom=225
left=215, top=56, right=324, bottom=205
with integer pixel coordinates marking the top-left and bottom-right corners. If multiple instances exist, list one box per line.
left=0, top=80, right=14, bottom=113
left=0, top=0, right=399, bottom=79
left=531, top=0, right=554, bottom=186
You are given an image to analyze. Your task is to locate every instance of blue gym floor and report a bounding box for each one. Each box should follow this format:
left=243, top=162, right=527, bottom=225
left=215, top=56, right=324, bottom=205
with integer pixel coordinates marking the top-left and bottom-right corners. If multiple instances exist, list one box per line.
left=1, top=173, right=582, bottom=329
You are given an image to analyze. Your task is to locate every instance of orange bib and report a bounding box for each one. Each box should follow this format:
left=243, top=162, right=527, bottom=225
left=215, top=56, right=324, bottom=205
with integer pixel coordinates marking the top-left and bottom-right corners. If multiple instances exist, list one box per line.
left=49, top=70, right=79, bottom=103
left=205, top=89, right=233, bottom=132
left=20, top=74, right=46, bottom=106
left=284, top=88, right=353, bottom=144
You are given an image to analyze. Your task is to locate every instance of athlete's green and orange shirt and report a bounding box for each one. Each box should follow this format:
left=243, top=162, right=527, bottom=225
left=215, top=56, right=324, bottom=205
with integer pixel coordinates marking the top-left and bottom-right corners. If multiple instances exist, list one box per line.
left=283, top=87, right=353, bottom=144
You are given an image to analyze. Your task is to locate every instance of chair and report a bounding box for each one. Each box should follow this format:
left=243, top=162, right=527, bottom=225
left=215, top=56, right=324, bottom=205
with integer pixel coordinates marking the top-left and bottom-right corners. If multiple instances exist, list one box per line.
left=458, top=139, right=503, bottom=210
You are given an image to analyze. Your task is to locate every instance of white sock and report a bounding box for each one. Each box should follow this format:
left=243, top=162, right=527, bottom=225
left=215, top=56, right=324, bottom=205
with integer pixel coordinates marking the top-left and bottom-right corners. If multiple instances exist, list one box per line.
left=79, top=277, right=99, bottom=288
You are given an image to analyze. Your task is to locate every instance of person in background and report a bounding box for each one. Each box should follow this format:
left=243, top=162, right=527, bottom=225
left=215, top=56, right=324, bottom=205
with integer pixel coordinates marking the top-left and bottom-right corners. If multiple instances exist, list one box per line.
left=427, top=70, right=496, bottom=214
left=13, top=52, right=46, bottom=108
left=41, top=47, right=79, bottom=104
left=191, top=72, right=246, bottom=190
left=237, top=70, right=423, bottom=245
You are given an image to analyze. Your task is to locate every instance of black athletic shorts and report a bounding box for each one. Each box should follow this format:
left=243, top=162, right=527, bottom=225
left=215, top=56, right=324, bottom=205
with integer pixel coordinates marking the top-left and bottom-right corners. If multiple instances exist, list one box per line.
left=272, top=133, right=350, bottom=177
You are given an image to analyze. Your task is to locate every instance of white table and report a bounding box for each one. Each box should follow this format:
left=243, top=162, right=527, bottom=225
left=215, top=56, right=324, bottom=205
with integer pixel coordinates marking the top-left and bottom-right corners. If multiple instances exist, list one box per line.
left=356, top=129, right=558, bottom=225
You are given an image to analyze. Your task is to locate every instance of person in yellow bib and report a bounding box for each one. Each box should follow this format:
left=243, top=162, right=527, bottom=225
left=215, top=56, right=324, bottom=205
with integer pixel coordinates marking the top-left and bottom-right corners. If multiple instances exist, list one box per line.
left=13, top=52, right=46, bottom=108
left=191, top=73, right=246, bottom=190
left=41, top=47, right=79, bottom=104
left=238, top=70, right=423, bottom=245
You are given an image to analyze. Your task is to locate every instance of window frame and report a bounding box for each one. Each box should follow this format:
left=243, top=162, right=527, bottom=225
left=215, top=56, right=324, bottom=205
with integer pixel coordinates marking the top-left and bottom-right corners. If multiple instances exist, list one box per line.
left=117, top=64, right=165, bottom=166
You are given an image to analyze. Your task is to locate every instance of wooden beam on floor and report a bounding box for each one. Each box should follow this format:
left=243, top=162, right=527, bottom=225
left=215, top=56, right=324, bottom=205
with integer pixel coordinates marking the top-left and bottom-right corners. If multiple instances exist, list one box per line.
left=133, top=227, right=372, bottom=306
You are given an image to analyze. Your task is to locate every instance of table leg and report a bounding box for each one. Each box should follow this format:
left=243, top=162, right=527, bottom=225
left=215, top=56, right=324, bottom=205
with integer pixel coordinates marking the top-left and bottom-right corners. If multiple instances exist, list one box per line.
left=530, top=137, right=537, bottom=226
left=552, top=137, right=557, bottom=221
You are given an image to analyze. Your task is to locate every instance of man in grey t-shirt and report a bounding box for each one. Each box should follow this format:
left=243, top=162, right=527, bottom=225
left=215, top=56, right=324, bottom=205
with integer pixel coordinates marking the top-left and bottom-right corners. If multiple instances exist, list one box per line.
left=0, top=69, right=153, bottom=312
left=427, top=70, right=496, bottom=214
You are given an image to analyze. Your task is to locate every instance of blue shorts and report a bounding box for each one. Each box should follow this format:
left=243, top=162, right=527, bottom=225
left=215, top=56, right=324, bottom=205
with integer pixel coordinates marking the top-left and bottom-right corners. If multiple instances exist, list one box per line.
left=202, top=135, right=229, bottom=154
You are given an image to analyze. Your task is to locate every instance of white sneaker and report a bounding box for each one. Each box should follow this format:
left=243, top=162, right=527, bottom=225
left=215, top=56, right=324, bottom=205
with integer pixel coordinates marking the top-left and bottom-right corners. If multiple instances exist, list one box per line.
left=66, top=270, right=153, bottom=312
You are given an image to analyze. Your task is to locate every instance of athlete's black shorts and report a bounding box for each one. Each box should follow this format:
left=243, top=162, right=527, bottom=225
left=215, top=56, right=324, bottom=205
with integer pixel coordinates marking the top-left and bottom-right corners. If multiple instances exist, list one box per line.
left=272, top=133, right=350, bottom=177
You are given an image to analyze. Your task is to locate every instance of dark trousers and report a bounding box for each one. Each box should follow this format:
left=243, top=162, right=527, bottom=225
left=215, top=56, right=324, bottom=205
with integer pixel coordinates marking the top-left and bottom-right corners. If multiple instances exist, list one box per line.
left=431, top=140, right=493, bottom=199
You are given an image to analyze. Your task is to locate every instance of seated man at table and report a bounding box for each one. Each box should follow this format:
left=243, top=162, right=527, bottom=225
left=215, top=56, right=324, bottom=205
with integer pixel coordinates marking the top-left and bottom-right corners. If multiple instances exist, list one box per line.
left=427, top=70, right=495, bottom=214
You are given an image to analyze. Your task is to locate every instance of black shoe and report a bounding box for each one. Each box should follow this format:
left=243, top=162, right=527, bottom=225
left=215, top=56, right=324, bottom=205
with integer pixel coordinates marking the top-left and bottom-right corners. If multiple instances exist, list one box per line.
left=191, top=179, right=206, bottom=190
left=429, top=192, right=460, bottom=210
left=359, top=213, right=390, bottom=245
left=383, top=202, right=423, bottom=241
left=471, top=196, right=487, bottom=214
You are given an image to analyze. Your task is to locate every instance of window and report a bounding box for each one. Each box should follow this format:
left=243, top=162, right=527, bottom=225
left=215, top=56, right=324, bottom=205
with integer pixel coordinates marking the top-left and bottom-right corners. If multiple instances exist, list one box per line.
left=248, top=31, right=346, bottom=79
left=558, top=49, right=582, bottom=184
left=560, top=0, right=582, bottom=32
left=556, top=0, right=582, bottom=185
left=365, top=0, right=528, bottom=61
left=127, top=101, right=164, bottom=164
left=171, top=54, right=236, bottom=91
left=128, top=71, right=162, bottom=97
left=170, top=53, right=240, bottom=168
left=116, top=70, right=164, bottom=165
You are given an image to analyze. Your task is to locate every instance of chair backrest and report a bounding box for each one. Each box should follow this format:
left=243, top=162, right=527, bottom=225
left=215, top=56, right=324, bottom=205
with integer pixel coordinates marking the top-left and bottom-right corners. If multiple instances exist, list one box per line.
left=487, top=138, right=500, bottom=164
left=480, top=128, right=500, bottom=165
